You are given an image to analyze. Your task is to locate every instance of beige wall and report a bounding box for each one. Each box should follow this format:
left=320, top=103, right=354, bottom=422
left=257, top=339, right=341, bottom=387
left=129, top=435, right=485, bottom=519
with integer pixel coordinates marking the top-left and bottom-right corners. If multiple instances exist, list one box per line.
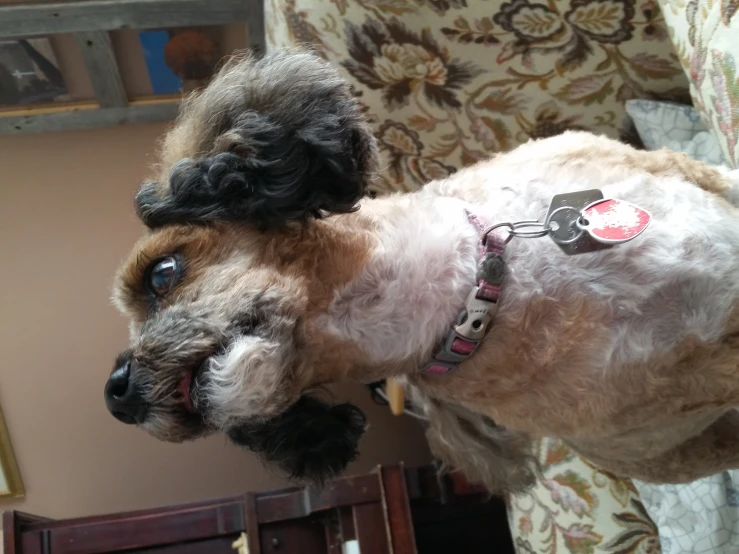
left=0, top=123, right=430, bottom=522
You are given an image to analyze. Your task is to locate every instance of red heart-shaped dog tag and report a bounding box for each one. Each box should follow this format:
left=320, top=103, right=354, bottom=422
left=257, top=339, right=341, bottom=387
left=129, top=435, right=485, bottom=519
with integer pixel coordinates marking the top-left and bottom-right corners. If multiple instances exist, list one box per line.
left=580, top=199, right=651, bottom=244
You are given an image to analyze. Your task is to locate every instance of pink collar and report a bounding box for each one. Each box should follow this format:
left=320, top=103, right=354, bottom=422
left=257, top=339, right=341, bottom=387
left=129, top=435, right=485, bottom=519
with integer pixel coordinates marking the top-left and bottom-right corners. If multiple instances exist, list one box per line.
left=420, top=210, right=506, bottom=375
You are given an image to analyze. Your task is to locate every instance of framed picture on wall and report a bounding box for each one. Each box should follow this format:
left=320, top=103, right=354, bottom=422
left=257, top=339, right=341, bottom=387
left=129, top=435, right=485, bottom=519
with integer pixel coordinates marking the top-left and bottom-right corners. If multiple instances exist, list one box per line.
left=0, top=37, right=69, bottom=109
left=0, top=403, right=24, bottom=499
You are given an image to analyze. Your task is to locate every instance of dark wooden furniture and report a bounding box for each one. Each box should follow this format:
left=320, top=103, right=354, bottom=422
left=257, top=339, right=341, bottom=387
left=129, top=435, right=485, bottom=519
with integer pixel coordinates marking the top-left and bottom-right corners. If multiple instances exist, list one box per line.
left=3, top=464, right=514, bottom=554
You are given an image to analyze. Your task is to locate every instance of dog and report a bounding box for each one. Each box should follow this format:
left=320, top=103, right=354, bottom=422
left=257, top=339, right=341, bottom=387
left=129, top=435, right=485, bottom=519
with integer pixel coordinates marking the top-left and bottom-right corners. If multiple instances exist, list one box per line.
left=105, top=49, right=739, bottom=493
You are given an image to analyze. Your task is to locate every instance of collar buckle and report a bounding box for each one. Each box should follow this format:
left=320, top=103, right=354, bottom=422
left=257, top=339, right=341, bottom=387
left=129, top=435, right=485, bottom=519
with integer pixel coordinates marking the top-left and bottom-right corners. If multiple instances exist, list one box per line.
left=420, top=211, right=507, bottom=376
left=454, top=286, right=496, bottom=341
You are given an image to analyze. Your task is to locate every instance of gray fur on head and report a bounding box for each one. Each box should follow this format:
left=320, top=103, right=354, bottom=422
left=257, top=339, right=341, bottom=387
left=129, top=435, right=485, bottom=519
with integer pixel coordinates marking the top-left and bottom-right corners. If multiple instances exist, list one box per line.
left=135, top=49, right=379, bottom=229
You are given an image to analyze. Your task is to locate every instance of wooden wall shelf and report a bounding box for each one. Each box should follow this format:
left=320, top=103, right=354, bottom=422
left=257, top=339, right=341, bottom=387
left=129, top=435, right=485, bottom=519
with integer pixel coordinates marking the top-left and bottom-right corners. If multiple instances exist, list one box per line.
left=0, top=0, right=265, bottom=135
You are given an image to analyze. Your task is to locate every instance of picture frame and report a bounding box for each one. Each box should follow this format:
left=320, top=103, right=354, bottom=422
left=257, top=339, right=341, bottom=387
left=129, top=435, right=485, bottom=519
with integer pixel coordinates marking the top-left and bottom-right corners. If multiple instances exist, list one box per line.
left=0, top=402, right=24, bottom=499
left=0, top=36, right=70, bottom=109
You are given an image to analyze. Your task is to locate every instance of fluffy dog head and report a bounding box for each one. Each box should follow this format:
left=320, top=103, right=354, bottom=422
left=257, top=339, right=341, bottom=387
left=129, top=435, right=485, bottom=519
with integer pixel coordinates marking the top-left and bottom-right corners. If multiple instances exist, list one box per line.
left=135, top=50, right=377, bottom=229
left=108, top=50, right=381, bottom=483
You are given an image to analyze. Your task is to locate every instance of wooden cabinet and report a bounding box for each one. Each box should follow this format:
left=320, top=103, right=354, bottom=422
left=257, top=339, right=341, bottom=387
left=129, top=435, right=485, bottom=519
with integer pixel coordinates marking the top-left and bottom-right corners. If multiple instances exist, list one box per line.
left=3, top=464, right=514, bottom=554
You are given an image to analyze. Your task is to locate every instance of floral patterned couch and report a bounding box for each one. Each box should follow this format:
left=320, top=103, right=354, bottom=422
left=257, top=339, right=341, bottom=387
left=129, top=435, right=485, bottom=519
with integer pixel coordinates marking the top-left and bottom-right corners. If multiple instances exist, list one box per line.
left=658, top=0, right=739, bottom=169
left=265, top=0, right=739, bottom=552
left=509, top=439, right=660, bottom=554
left=266, top=0, right=690, bottom=195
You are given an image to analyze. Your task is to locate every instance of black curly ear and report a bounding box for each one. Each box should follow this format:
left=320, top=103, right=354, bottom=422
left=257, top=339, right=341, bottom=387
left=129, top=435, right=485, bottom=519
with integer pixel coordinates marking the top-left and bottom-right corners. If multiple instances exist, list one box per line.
left=135, top=52, right=377, bottom=229
left=227, top=395, right=367, bottom=484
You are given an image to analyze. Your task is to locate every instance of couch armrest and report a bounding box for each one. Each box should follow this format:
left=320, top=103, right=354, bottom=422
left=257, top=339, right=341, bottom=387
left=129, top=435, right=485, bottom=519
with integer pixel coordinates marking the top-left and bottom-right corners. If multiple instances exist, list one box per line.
left=507, top=438, right=659, bottom=554
left=657, top=0, right=739, bottom=169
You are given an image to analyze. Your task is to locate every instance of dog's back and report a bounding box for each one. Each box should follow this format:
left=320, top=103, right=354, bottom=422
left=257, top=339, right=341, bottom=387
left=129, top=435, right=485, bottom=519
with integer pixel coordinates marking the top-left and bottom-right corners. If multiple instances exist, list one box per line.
left=411, top=132, right=739, bottom=489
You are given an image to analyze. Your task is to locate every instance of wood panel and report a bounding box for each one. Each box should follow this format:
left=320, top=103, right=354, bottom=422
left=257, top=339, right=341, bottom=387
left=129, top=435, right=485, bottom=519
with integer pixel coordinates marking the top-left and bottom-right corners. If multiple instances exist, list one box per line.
left=2, top=511, right=18, bottom=554
left=255, top=475, right=382, bottom=524
left=0, top=0, right=258, bottom=37
left=21, top=502, right=245, bottom=554
left=322, top=510, right=343, bottom=554
left=74, top=31, right=127, bottom=108
left=259, top=519, right=328, bottom=554
left=380, top=466, right=417, bottom=554
left=21, top=496, right=237, bottom=532
left=2, top=465, right=515, bottom=554
left=0, top=0, right=265, bottom=134
left=353, top=503, right=390, bottom=554
left=0, top=101, right=179, bottom=134
left=244, top=492, right=262, bottom=554
left=133, top=536, right=239, bottom=554
left=2, top=512, right=53, bottom=554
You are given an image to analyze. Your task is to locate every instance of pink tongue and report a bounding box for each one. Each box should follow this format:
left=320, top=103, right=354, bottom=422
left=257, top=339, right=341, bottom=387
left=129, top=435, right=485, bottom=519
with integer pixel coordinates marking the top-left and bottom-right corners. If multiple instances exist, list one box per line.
left=178, top=372, right=195, bottom=413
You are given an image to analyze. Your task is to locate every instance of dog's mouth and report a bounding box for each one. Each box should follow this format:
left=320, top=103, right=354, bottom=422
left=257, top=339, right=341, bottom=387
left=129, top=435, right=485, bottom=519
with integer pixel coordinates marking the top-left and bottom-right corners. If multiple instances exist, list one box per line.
left=177, top=346, right=225, bottom=415
left=172, top=317, right=261, bottom=418
left=177, top=365, right=200, bottom=414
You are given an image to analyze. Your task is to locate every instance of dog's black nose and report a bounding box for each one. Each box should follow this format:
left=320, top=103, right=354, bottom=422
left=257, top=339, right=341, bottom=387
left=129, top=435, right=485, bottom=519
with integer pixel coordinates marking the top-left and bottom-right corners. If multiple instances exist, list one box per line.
left=105, top=354, right=147, bottom=425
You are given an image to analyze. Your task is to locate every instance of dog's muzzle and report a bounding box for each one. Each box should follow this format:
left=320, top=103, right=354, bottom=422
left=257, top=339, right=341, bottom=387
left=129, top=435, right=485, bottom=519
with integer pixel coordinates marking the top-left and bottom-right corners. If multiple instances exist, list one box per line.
left=104, top=351, right=148, bottom=425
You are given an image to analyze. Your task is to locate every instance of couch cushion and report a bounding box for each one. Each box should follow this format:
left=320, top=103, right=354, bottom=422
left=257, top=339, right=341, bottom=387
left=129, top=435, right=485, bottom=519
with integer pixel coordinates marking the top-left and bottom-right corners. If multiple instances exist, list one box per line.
left=266, top=0, right=688, bottom=195
left=657, top=0, right=739, bottom=168
left=634, top=472, right=739, bottom=554
left=507, top=438, right=661, bottom=554
left=625, top=98, right=727, bottom=165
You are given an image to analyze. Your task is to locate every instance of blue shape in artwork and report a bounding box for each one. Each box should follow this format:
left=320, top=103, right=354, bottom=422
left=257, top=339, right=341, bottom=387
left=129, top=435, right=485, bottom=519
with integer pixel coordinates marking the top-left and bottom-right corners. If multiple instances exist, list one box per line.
left=139, top=30, right=182, bottom=94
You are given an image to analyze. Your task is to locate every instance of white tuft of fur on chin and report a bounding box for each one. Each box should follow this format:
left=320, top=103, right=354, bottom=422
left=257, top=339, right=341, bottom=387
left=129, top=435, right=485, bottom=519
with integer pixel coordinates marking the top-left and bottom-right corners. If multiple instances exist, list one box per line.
left=200, top=335, right=291, bottom=429
left=142, top=408, right=193, bottom=443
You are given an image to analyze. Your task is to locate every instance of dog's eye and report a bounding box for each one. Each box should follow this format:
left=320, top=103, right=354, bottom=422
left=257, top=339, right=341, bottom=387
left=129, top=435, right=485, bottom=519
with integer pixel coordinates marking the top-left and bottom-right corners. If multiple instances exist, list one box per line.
left=146, top=257, right=179, bottom=297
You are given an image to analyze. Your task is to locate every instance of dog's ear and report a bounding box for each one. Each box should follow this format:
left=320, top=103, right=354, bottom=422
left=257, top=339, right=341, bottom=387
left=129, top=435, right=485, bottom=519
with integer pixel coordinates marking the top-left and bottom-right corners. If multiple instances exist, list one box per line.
left=227, top=395, right=367, bottom=484
left=135, top=51, right=378, bottom=229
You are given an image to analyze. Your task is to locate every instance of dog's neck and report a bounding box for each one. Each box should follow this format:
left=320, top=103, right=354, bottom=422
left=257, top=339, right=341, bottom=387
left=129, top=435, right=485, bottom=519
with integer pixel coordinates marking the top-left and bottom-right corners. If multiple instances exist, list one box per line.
left=325, top=191, right=481, bottom=374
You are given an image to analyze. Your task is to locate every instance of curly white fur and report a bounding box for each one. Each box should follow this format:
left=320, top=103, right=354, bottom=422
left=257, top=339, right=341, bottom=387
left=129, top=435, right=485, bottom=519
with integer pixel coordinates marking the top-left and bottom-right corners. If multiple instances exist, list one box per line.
left=328, top=150, right=739, bottom=372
